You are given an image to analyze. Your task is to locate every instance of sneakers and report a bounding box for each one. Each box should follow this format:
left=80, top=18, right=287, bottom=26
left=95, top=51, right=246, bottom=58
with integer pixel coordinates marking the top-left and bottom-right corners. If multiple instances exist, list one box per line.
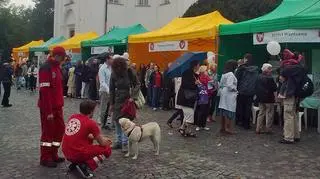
left=76, top=164, right=94, bottom=179
left=196, top=127, right=200, bottom=131
left=40, top=160, right=57, bottom=168
left=2, top=104, right=12, bottom=108
left=203, top=127, right=210, bottom=131
left=153, top=108, right=157, bottom=111
left=68, top=163, right=77, bottom=172
left=279, top=139, right=294, bottom=144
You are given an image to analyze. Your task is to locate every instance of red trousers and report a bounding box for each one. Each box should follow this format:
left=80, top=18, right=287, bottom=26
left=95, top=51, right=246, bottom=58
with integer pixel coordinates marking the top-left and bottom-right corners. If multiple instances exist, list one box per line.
left=40, top=108, right=65, bottom=162
left=64, top=145, right=112, bottom=171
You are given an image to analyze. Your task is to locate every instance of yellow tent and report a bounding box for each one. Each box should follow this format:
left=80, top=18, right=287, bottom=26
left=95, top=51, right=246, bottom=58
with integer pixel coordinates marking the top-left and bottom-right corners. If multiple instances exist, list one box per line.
left=50, top=32, right=98, bottom=52
left=128, top=11, right=232, bottom=69
left=12, top=40, right=44, bottom=62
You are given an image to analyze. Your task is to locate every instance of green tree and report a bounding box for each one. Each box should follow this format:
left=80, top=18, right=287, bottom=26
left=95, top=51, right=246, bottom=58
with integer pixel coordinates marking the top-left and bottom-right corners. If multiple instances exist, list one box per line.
left=29, top=0, right=54, bottom=41
left=0, top=0, right=54, bottom=61
left=184, top=0, right=282, bottom=22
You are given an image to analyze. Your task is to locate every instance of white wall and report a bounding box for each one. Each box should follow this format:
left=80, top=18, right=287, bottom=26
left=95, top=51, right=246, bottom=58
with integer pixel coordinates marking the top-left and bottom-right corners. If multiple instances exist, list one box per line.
left=54, top=0, right=197, bottom=37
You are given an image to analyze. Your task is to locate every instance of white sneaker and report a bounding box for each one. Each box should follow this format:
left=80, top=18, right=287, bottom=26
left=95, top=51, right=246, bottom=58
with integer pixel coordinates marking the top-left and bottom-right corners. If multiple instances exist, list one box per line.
left=196, top=127, right=200, bottom=131
left=153, top=108, right=157, bottom=111
left=203, top=127, right=210, bottom=131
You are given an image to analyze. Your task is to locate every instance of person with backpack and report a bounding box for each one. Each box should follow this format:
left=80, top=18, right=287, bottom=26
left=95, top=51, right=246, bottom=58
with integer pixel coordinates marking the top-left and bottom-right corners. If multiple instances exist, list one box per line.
left=235, top=53, right=259, bottom=130
left=278, top=50, right=313, bottom=144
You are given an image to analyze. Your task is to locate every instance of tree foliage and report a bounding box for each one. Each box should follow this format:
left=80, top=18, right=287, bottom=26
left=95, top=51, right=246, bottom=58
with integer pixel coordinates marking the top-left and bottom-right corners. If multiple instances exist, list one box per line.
left=184, top=0, right=283, bottom=22
left=0, top=0, right=54, bottom=61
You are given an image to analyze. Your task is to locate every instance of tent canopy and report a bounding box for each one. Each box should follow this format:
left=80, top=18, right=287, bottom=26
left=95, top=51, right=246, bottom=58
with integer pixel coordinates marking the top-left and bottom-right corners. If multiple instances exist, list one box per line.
left=82, top=24, right=147, bottom=47
left=220, top=0, right=320, bottom=35
left=129, top=11, right=233, bottom=43
left=12, top=40, right=44, bottom=53
left=50, top=32, right=98, bottom=50
left=30, top=36, right=66, bottom=52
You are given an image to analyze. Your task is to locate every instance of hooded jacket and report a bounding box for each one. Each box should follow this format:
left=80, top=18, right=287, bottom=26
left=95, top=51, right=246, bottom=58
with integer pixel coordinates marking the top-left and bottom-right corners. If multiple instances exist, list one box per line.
left=235, top=64, right=259, bottom=96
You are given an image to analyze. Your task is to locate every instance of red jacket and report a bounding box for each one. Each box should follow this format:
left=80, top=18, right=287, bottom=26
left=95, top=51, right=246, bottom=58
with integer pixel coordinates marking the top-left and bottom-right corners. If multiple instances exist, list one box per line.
left=38, top=57, right=64, bottom=114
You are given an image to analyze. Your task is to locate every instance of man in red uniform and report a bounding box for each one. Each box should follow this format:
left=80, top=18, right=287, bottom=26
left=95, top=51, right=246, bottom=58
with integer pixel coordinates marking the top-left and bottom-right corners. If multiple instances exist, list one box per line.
left=62, top=100, right=112, bottom=178
left=38, top=46, right=66, bottom=168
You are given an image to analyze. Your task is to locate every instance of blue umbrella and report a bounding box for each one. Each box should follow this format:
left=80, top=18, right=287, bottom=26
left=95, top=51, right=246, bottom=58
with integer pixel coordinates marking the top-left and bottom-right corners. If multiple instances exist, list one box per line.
left=167, top=52, right=207, bottom=78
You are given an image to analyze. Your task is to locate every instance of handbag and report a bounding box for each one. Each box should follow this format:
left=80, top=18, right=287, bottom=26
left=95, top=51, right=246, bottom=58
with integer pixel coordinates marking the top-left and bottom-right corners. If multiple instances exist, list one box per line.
left=184, top=89, right=197, bottom=100
left=121, top=99, right=137, bottom=119
left=134, top=90, right=146, bottom=109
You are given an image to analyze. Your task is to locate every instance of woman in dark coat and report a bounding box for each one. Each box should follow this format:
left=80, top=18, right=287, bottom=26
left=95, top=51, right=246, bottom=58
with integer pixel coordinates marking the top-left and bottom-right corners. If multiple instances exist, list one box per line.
left=109, top=57, right=140, bottom=151
left=255, top=63, right=277, bottom=134
left=138, top=64, right=147, bottom=97
left=88, top=59, right=99, bottom=100
left=177, top=60, right=200, bottom=137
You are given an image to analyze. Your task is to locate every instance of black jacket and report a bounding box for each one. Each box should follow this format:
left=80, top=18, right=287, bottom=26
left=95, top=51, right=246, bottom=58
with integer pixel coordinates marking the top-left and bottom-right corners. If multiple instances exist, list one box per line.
left=235, top=64, right=259, bottom=96
left=177, top=69, right=198, bottom=108
left=280, top=64, right=306, bottom=97
left=256, top=74, right=277, bottom=103
left=2, top=64, right=13, bottom=84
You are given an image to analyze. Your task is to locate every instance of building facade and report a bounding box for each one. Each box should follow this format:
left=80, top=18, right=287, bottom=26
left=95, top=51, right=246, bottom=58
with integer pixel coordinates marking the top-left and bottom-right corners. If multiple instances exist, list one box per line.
left=54, top=0, right=197, bottom=38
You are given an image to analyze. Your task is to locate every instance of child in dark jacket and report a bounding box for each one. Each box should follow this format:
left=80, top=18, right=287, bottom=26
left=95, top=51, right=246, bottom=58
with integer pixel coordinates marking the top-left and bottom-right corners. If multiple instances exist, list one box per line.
left=278, top=49, right=304, bottom=98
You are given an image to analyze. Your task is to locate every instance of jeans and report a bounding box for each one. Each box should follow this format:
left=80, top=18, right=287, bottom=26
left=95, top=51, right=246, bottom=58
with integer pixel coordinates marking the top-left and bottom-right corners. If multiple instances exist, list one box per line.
left=147, top=85, right=153, bottom=106
left=114, top=120, right=128, bottom=145
left=16, top=76, right=22, bottom=89
left=152, top=87, right=160, bottom=108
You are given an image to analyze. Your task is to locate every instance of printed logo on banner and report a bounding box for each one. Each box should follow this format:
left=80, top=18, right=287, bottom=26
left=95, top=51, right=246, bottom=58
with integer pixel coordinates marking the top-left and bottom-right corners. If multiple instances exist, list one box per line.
left=149, top=43, right=155, bottom=51
left=256, top=33, right=264, bottom=43
left=179, top=40, right=186, bottom=49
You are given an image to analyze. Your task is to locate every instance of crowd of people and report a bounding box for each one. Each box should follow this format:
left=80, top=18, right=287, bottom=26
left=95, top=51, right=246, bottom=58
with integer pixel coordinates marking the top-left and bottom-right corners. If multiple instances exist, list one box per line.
left=0, top=45, right=310, bottom=178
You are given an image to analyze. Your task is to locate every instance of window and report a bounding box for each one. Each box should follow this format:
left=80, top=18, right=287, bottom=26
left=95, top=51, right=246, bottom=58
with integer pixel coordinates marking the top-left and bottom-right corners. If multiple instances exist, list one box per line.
left=109, top=0, right=121, bottom=4
left=160, top=0, right=170, bottom=5
left=69, top=29, right=75, bottom=38
left=136, top=0, right=149, bottom=7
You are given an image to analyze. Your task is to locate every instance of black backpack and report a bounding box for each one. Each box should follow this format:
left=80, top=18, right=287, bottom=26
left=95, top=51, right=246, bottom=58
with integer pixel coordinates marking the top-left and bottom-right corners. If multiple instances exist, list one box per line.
left=296, top=74, right=314, bottom=99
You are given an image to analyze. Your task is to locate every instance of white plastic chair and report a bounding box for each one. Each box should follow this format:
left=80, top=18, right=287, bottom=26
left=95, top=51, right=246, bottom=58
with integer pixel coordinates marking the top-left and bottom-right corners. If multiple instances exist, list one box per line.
left=252, top=106, right=260, bottom=124
left=298, top=111, right=307, bottom=132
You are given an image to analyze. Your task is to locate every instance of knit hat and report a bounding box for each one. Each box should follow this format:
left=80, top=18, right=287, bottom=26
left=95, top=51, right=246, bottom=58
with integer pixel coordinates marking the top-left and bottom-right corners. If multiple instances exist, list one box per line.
left=261, top=63, right=272, bottom=72
left=52, top=46, right=66, bottom=57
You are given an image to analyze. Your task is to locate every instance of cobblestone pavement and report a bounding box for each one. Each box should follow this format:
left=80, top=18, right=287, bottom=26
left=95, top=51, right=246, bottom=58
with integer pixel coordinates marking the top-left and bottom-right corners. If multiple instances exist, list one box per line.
left=1, top=90, right=320, bottom=179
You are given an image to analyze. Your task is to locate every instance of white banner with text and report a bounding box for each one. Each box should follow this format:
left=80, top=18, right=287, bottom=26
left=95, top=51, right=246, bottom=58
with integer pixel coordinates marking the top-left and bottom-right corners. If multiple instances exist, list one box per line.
left=253, top=29, right=320, bottom=45
left=149, top=40, right=188, bottom=52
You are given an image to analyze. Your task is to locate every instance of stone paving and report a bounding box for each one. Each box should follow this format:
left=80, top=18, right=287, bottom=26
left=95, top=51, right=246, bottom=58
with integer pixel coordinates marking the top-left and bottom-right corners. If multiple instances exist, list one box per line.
left=1, top=89, right=320, bottom=179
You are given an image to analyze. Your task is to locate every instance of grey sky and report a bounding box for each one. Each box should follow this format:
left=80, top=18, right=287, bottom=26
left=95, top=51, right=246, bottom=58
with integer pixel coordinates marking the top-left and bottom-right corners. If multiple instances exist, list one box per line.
left=10, top=0, right=35, bottom=7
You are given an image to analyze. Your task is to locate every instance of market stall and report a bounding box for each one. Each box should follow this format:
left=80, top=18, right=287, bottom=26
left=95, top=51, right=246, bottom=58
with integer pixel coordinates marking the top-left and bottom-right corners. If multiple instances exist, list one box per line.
left=128, top=11, right=232, bottom=69
left=29, top=36, right=66, bottom=65
left=12, top=40, right=44, bottom=63
left=218, top=0, right=320, bottom=75
left=50, top=32, right=98, bottom=63
left=81, top=24, right=147, bottom=60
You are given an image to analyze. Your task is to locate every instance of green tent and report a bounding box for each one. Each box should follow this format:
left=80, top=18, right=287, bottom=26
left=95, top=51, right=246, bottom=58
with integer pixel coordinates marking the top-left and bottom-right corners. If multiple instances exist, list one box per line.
left=81, top=24, right=148, bottom=60
left=218, top=0, right=320, bottom=74
left=29, top=36, right=66, bottom=52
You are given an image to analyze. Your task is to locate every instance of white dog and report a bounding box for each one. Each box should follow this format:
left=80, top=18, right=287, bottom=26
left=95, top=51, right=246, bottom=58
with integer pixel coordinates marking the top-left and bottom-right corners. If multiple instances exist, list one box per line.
left=119, top=118, right=161, bottom=160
